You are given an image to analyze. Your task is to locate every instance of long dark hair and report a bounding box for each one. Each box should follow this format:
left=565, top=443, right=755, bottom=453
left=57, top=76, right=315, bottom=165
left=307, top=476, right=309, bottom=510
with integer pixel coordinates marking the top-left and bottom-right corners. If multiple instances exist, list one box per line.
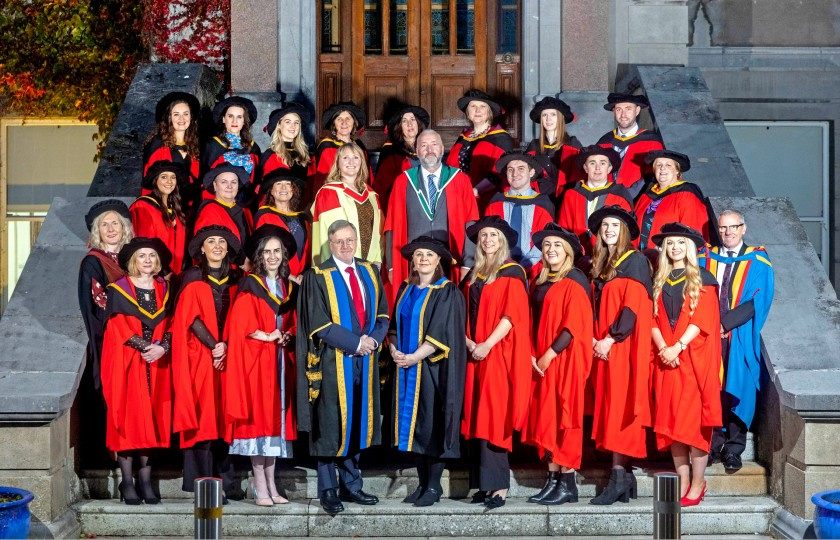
left=390, top=115, right=427, bottom=152
left=146, top=99, right=200, bottom=158
left=151, top=180, right=186, bottom=228
left=220, top=107, right=254, bottom=148
left=197, top=251, right=242, bottom=283
left=260, top=181, right=303, bottom=212
left=250, top=236, right=291, bottom=280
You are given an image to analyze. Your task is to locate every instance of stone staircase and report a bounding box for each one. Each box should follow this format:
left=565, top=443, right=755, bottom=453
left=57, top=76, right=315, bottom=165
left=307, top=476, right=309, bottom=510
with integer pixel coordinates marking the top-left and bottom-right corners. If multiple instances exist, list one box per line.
left=73, top=444, right=779, bottom=537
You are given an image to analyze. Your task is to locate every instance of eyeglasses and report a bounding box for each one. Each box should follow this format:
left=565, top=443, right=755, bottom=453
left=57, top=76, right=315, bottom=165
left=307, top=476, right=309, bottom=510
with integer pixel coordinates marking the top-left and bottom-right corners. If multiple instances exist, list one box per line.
left=329, top=239, right=357, bottom=247
left=718, top=224, right=745, bottom=233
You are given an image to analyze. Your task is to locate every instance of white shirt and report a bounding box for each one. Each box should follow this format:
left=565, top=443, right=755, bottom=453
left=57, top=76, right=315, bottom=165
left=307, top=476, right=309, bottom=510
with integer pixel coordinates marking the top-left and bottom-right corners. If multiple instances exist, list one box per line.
left=420, top=165, right=442, bottom=203
left=715, top=242, right=744, bottom=290
left=333, top=257, right=367, bottom=311
left=617, top=123, right=639, bottom=138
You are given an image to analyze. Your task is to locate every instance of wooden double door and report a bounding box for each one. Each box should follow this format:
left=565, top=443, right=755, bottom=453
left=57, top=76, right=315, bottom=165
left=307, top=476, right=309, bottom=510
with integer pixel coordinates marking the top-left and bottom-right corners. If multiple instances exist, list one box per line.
left=318, top=0, right=521, bottom=148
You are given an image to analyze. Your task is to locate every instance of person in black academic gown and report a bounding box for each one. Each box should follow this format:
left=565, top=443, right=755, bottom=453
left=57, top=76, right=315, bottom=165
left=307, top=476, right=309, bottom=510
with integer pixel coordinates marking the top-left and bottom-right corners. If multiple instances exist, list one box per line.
left=389, top=236, right=467, bottom=507
left=77, top=199, right=134, bottom=468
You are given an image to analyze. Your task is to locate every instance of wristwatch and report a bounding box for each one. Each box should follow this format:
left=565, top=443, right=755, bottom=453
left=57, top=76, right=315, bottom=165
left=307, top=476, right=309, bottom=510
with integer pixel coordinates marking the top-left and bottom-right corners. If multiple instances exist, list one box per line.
left=677, top=340, right=687, bottom=351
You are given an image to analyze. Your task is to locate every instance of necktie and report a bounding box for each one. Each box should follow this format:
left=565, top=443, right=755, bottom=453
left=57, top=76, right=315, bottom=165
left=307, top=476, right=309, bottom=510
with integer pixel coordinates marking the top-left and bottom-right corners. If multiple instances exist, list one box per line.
left=720, top=250, right=736, bottom=316
left=427, top=173, right=438, bottom=212
left=509, top=202, right=524, bottom=259
left=345, top=266, right=366, bottom=330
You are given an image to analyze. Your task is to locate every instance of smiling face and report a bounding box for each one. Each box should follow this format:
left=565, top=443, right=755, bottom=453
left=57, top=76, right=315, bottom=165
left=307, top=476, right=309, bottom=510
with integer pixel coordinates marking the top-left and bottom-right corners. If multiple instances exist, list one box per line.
left=97, top=211, right=124, bottom=251
left=401, top=112, right=419, bottom=141
left=719, top=213, right=747, bottom=250
left=337, top=147, right=362, bottom=184
left=466, top=101, right=492, bottom=129
left=279, top=113, right=301, bottom=142
left=333, top=111, right=356, bottom=140
left=613, top=102, right=641, bottom=131
left=213, top=172, right=239, bottom=204
left=223, top=105, right=246, bottom=136
left=202, top=236, right=228, bottom=265
left=541, top=109, right=558, bottom=134
left=412, top=248, right=441, bottom=278
left=599, top=217, right=623, bottom=246
left=261, top=237, right=283, bottom=274
left=416, top=131, right=444, bottom=171
left=479, top=227, right=502, bottom=257
left=506, top=160, right=536, bottom=192
left=664, top=236, right=688, bottom=265
left=271, top=180, right=294, bottom=205
left=653, top=158, right=680, bottom=188
left=155, top=171, right=178, bottom=197
left=134, top=248, right=159, bottom=277
left=583, top=155, right=614, bottom=186
left=170, top=102, right=191, bottom=133
left=541, top=236, right=568, bottom=270
left=328, top=226, right=358, bottom=265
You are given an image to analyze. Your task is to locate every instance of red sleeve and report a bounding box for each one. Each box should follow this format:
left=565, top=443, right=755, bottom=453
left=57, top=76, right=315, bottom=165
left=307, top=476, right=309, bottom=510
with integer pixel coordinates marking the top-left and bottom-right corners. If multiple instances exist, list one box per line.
left=130, top=201, right=161, bottom=239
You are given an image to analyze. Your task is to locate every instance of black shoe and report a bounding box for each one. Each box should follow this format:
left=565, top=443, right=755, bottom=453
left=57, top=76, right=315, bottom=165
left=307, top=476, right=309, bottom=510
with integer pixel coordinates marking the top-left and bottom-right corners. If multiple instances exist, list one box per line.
left=136, top=482, right=160, bottom=505
left=414, top=487, right=441, bottom=507
left=118, top=480, right=141, bottom=505
left=625, top=469, right=638, bottom=500
left=339, top=487, right=379, bottom=505
left=320, top=488, right=345, bottom=513
left=528, top=471, right=560, bottom=504
left=590, top=468, right=630, bottom=505
left=403, top=485, right=425, bottom=503
left=708, top=451, right=721, bottom=465
left=470, top=490, right=488, bottom=504
left=484, top=494, right=506, bottom=510
left=540, top=472, right=578, bottom=505
left=222, top=496, right=229, bottom=506
left=722, top=450, right=743, bottom=472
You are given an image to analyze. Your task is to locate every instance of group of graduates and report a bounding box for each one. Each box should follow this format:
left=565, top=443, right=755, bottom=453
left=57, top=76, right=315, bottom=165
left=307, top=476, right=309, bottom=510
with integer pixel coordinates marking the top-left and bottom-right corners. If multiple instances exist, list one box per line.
left=77, top=87, right=774, bottom=514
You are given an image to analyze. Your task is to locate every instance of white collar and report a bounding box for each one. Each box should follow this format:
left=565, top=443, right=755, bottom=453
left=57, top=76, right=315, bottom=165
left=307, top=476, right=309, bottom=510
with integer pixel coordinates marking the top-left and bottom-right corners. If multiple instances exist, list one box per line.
left=617, top=123, right=639, bottom=137
left=333, top=257, right=356, bottom=274
left=722, top=242, right=743, bottom=256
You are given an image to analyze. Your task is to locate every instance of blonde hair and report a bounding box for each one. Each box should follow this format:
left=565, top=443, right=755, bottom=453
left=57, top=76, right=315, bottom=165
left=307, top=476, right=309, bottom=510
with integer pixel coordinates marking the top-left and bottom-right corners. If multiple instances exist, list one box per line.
left=538, top=111, right=568, bottom=153
left=534, top=237, right=575, bottom=285
left=127, top=250, right=163, bottom=277
left=89, top=211, right=134, bottom=251
left=471, top=229, right=511, bottom=284
left=269, top=112, right=311, bottom=167
left=652, top=237, right=702, bottom=316
left=325, top=142, right=369, bottom=192
left=590, top=221, right=633, bottom=281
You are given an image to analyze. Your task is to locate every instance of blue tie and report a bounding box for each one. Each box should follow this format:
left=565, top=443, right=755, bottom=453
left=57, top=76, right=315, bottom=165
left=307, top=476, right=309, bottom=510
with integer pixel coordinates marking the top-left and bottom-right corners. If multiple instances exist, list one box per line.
left=427, top=173, right=438, bottom=212
left=509, top=203, right=524, bottom=259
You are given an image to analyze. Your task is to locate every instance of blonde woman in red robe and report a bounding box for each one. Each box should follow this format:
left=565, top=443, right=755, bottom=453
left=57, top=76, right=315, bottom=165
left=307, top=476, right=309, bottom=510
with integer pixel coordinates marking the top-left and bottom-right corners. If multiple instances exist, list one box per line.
left=649, top=222, right=722, bottom=507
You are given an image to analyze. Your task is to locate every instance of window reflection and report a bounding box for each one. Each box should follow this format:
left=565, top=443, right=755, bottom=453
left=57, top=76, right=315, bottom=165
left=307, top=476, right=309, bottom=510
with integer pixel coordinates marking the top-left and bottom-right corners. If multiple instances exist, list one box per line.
left=431, top=1, right=449, bottom=55
left=456, top=0, right=475, bottom=54
left=498, top=0, right=518, bottom=54
left=390, top=0, right=409, bottom=55
left=321, top=0, right=341, bottom=53
left=364, top=1, right=383, bottom=55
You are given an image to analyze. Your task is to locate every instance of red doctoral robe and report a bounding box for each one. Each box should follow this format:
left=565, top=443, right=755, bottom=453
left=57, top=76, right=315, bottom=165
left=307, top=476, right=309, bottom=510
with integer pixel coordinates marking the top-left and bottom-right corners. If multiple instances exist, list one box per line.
left=254, top=207, right=311, bottom=277
left=313, top=138, right=374, bottom=193
left=201, top=137, right=261, bottom=200
left=100, top=276, right=172, bottom=452
left=597, top=129, right=664, bottom=189
left=634, top=181, right=711, bottom=251
left=445, top=126, right=513, bottom=209
left=193, top=199, right=254, bottom=246
left=484, top=189, right=555, bottom=279
left=525, top=139, right=584, bottom=196
left=373, top=142, right=417, bottom=213
left=130, top=196, right=187, bottom=274
left=171, top=268, right=237, bottom=447
left=557, top=181, right=633, bottom=256
left=142, top=136, right=200, bottom=200
left=260, top=151, right=318, bottom=204
left=461, top=262, right=531, bottom=450
left=521, top=269, right=594, bottom=469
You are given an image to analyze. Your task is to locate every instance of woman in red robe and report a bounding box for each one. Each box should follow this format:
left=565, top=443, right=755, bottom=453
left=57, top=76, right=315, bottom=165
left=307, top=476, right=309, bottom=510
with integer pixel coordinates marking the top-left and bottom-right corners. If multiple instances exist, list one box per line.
left=314, top=101, right=373, bottom=191
left=524, top=96, right=582, bottom=199
left=634, top=150, right=711, bottom=253
left=194, top=164, right=254, bottom=264
left=143, top=92, right=202, bottom=211
left=445, top=90, right=514, bottom=210
left=373, top=104, right=429, bottom=211
left=521, top=224, right=593, bottom=506
left=259, top=102, right=317, bottom=206
left=101, top=237, right=173, bottom=505
left=225, top=225, right=298, bottom=506
left=254, top=170, right=311, bottom=281
left=587, top=206, right=653, bottom=505
left=202, top=96, right=261, bottom=202
left=130, top=161, right=188, bottom=275
left=649, top=222, right=722, bottom=507
left=171, top=225, right=242, bottom=499
left=461, top=216, right=531, bottom=510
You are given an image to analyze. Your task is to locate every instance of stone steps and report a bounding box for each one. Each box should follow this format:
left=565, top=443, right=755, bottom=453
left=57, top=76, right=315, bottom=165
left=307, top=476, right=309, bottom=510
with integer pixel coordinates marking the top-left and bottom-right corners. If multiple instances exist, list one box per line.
left=73, top=496, right=779, bottom=537
left=78, top=459, right=767, bottom=501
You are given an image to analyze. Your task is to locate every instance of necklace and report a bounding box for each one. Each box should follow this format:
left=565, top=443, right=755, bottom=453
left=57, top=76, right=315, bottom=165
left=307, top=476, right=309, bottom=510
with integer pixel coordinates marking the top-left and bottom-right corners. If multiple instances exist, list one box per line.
left=470, top=124, right=491, bottom=138
left=670, top=268, right=686, bottom=278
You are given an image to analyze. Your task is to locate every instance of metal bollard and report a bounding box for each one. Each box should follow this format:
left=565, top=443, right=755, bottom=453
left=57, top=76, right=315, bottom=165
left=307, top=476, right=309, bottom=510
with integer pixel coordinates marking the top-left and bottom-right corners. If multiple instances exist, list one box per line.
left=652, top=472, right=680, bottom=539
left=194, top=477, right=223, bottom=539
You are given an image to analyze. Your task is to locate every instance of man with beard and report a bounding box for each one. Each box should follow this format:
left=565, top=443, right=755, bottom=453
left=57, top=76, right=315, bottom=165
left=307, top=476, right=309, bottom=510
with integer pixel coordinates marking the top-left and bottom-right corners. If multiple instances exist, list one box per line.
left=383, top=129, right=479, bottom=307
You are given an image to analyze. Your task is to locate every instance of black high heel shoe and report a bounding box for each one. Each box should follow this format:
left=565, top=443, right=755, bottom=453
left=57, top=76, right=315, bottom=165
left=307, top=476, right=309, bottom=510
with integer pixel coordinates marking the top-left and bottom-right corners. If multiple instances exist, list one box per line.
left=528, top=471, right=560, bottom=503
left=590, top=468, right=630, bottom=505
left=470, top=490, right=488, bottom=504
left=136, top=481, right=161, bottom=505
left=119, top=480, right=142, bottom=505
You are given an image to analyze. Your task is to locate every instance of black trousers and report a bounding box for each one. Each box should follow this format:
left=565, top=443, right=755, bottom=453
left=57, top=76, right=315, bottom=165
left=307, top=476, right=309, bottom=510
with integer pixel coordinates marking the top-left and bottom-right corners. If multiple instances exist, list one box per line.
left=468, top=439, right=510, bottom=492
left=317, top=355, right=366, bottom=496
left=413, top=453, right=446, bottom=492
left=712, top=337, right=749, bottom=456
left=182, top=440, right=233, bottom=493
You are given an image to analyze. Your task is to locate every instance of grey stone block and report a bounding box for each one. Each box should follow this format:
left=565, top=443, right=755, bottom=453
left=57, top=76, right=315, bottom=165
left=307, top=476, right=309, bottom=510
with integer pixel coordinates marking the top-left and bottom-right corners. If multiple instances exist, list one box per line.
left=776, top=369, right=840, bottom=412
left=708, top=197, right=812, bottom=247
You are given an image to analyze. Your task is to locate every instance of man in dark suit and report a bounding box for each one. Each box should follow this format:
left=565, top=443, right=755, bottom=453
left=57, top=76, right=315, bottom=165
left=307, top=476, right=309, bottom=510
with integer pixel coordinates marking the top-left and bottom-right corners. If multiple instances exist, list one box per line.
left=296, top=219, right=390, bottom=513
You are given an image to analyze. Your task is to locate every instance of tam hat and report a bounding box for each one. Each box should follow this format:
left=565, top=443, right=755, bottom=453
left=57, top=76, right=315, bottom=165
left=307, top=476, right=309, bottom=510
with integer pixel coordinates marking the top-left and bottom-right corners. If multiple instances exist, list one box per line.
left=603, top=92, right=650, bottom=111
left=202, top=164, right=251, bottom=194
left=587, top=205, right=640, bottom=240
left=386, top=104, right=431, bottom=138
left=246, top=224, right=297, bottom=263
left=495, top=151, right=545, bottom=178
left=576, top=145, right=621, bottom=171
left=188, top=225, right=241, bottom=260
left=260, top=169, right=306, bottom=196
left=457, top=89, right=503, bottom=117
left=644, top=149, right=691, bottom=172
left=466, top=215, right=518, bottom=247
left=212, top=96, right=258, bottom=125
left=400, top=235, right=453, bottom=263
left=85, top=199, right=131, bottom=232
left=650, top=222, right=705, bottom=249
left=322, top=101, right=366, bottom=130
left=155, top=91, right=200, bottom=123
left=264, top=102, right=310, bottom=135
left=531, top=223, right=582, bottom=256
left=117, top=237, right=172, bottom=272
left=529, top=96, right=574, bottom=124
left=142, top=160, right=189, bottom=191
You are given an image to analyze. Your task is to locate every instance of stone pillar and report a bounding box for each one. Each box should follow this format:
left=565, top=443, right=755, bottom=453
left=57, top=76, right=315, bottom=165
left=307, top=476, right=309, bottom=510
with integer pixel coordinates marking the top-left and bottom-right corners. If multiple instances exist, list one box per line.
left=230, top=0, right=278, bottom=92
left=781, top=409, right=840, bottom=518
left=277, top=0, right=318, bottom=143
left=562, top=0, right=610, bottom=91
left=520, top=1, right=563, bottom=142
left=610, top=0, right=690, bottom=89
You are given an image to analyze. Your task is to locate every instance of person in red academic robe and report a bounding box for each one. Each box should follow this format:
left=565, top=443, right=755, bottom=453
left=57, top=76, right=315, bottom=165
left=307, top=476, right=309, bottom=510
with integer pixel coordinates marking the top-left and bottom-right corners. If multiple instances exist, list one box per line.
left=521, top=224, right=593, bottom=506
left=558, top=146, right=633, bottom=257
left=171, top=225, right=242, bottom=498
left=259, top=102, right=317, bottom=206
left=597, top=92, right=664, bottom=197
left=634, top=150, right=711, bottom=254
left=314, top=101, right=374, bottom=191
left=254, top=170, right=311, bottom=281
left=524, top=96, right=583, bottom=199
left=373, top=104, right=430, bottom=212
left=130, top=161, right=188, bottom=275
left=485, top=152, right=555, bottom=278
left=201, top=96, right=261, bottom=203
left=587, top=206, right=653, bottom=506
left=194, top=164, right=254, bottom=264
left=101, top=237, right=174, bottom=505
left=384, top=129, right=479, bottom=307
left=649, top=223, right=722, bottom=507
left=445, top=90, right=514, bottom=210
left=461, top=216, right=531, bottom=510
left=143, top=92, right=202, bottom=211
left=225, top=225, right=298, bottom=506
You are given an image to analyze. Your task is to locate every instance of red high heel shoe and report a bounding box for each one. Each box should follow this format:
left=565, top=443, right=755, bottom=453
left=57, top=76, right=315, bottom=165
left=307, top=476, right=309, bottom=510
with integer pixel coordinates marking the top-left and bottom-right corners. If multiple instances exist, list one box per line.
left=680, top=481, right=706, bottom=507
